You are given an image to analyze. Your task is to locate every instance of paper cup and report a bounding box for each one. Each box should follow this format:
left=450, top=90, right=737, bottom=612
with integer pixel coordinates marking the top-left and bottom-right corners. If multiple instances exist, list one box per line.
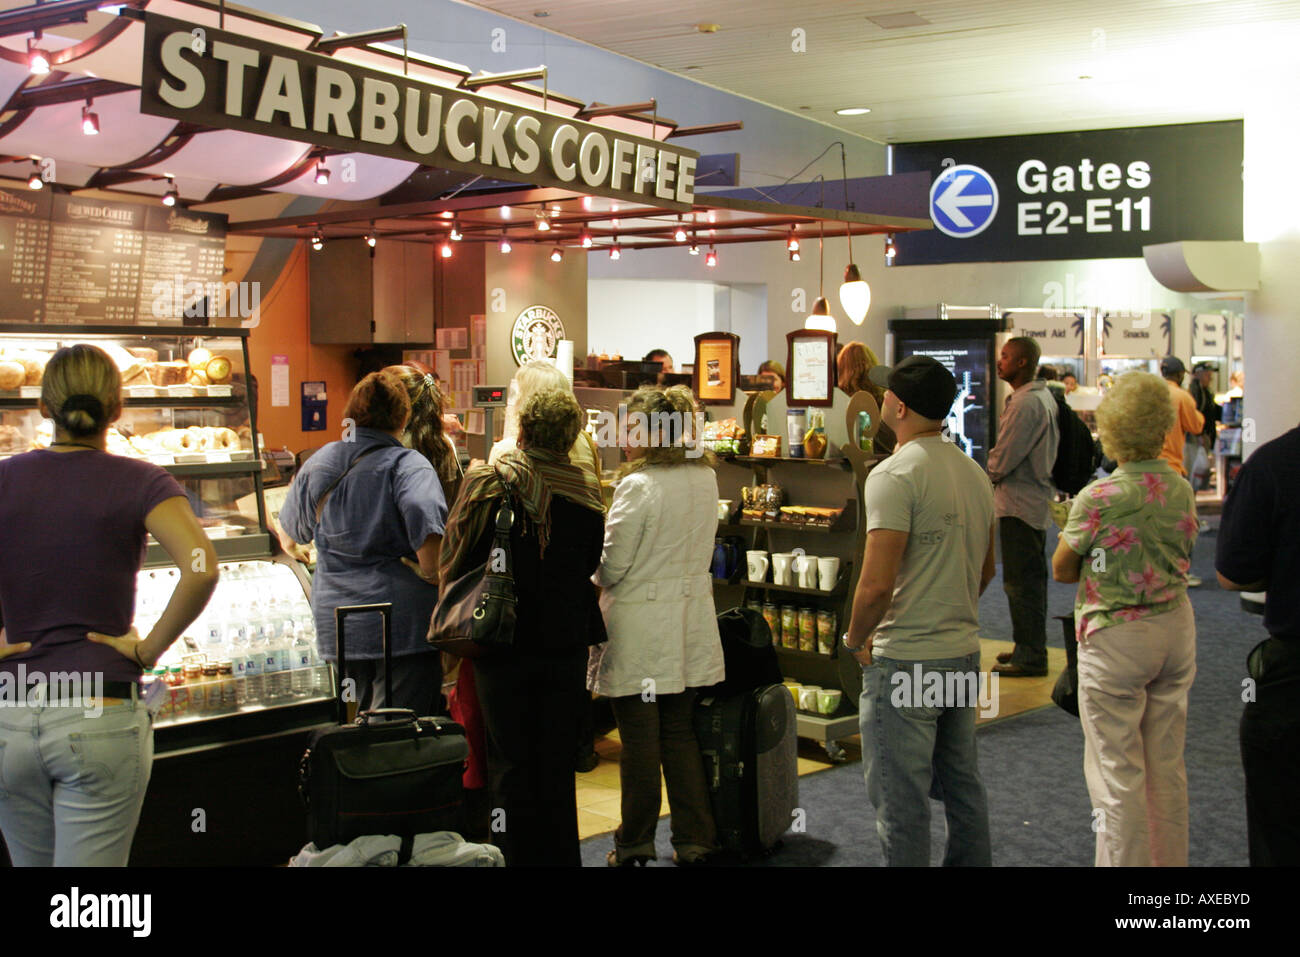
left=817, top=688, right=842, bottom=715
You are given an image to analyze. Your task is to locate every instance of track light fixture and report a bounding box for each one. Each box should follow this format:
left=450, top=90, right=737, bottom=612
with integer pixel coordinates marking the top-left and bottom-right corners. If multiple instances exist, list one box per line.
left=311, top=231, right=324, bottom=251
left=705, top=247, right=718, bottom=268
left=789, top=249, right=801, bottom=262
left=314, top=160, right=330, bottom=186
left=535, top=209, right=550, bottom=231
left=673, top=217, right=687, bottom=243
left=440, top=241, right=453, bottom=258
left=580, top=229, right=593, bottom=248
left=81, top=103, right=99, bottom=136
left=161, top=177, right=179, bottom=207
left=787, top=232, right=800, bottom=253
left=499, top=234, right=512, bottom=253
left=609, top=245, right=621, bottom=261
left=551, top=246, right=564, bottom=262
left=28, top=34, right=49, bottom=76
left=884, top=233, right=897, bottom=263
left=689, top=243, right=699, bottom=256
left=365, top=234, right=377, bottom=248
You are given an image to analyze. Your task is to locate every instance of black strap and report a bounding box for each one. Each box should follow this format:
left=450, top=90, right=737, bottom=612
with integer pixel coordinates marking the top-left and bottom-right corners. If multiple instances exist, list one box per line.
left=398, top=833, right=415, bottom=866
left=490, top=466, right=516, bottom=575
left=315, top=444, right=386, bottom=524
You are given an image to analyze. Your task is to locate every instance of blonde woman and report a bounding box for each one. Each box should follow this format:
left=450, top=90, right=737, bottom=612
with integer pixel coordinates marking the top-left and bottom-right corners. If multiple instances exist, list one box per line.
left=837, top=342, right=896, bottom=453
left=590, top=385, right=724, bottom=866
left=1052, top=371, right=1199, bottom=866
left=0, top=344, right=217, bottom=865
left=489, top=359, right=599, bottom=480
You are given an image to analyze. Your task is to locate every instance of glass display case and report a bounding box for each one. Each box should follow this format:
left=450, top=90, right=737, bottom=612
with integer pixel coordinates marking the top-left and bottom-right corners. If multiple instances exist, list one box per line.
left=0, top=323, right=336, bottom=739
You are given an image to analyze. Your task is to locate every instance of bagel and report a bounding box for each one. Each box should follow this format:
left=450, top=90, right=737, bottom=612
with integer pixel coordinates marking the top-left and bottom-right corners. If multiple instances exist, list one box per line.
left=212, top=427, right=239, bottom=451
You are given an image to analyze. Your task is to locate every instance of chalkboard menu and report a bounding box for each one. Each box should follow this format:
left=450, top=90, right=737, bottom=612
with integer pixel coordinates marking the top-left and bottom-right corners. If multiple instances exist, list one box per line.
left=0, top=191, right=226, bottom=325
left=0, top=187, right=52, bottom=322
left=139, top=207, right=227, bottom=322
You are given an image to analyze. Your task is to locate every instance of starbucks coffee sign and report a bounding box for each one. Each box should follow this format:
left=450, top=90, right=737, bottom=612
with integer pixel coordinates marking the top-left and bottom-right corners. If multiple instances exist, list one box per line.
left=511, top=305, right=565, bottom=366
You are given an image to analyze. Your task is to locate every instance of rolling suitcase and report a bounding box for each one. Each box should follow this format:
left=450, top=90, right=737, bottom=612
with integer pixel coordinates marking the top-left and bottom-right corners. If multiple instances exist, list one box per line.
left=299, top=603, right=469, bottom=848
left=695, top=607, right=798, bottom=857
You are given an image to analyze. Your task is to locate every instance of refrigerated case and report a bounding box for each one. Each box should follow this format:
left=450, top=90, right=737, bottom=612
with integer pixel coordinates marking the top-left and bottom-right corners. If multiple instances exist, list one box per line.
left=0, top=324, right=336, bottom=865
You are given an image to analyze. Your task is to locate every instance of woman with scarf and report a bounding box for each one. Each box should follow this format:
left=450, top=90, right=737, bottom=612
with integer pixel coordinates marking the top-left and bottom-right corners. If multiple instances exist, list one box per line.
left=437, top=389, right=605, bottom=866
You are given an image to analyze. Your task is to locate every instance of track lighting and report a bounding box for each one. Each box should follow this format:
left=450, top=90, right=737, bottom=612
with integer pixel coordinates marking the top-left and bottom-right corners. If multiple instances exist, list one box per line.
left=673, top=217, right=687, bottom=243
left=550, top=246, right=564, bottom=262
left=27, top=162, right=43, bottom=190
left=535, top=210, right=550, bottom=231
left=688, top=243, right=699, bottom=256
left=81, top=103, right=99, bottom=136
left=28, top=35, right=49, bottom=76
left=161, top=177, right=179, bottom=207
left=705, top=247, right=718, bottom=268
left=787, top=232, right=800, bottom=253
left=440, top=241, right=453, bottom=258
left=580, top=229, right=593, bottom=248
left=449, top=222, right=463, bottom=241
left=365, top=234, right=377, bottom=248
left=609, top=245, right=621, bottom=261
left=789, top=249, right=801, bottom=262
left=499, top=234, right=512, bottom=254
left=314, top=161, right=330, bottom=185
left=311, top=231, right=323, bottom=251
left=884, top=234, right=897, bottom=263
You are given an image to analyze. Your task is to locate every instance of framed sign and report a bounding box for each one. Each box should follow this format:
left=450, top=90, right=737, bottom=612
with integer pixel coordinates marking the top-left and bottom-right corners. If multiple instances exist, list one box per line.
left=785, top=329, right=836, bottom=407
left=693, top=332, right=739, bottom=405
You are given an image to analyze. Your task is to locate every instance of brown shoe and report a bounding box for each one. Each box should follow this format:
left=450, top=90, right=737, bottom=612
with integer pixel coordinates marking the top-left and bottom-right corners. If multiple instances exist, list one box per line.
left=995, top=651, right=1014, bottom=664
left=991, top=662, right=1048, bottom=677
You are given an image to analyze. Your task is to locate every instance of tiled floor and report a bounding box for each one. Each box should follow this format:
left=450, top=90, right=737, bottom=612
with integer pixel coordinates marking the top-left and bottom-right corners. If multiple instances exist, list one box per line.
left=576, top=636, right=1065, bottom=840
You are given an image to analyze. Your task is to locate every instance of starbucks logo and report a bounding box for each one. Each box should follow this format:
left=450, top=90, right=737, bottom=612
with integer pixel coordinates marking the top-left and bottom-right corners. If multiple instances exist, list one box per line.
left=511, top=305, right=566, bottom=366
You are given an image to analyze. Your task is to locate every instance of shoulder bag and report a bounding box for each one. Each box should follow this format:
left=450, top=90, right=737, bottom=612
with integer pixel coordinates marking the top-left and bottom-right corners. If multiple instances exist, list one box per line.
left=426, top=468, right=517, bottom=658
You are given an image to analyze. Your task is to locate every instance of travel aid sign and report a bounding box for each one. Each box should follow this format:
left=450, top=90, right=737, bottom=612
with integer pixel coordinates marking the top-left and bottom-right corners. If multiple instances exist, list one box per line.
left=892, top=121, right=1242, bottom=264
left=139, top=13, right=699, bottom=210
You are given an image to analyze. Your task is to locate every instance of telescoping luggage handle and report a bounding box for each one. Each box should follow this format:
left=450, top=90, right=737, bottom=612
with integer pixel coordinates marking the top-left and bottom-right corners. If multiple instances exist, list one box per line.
left=334, top=602, right=393, bottom=726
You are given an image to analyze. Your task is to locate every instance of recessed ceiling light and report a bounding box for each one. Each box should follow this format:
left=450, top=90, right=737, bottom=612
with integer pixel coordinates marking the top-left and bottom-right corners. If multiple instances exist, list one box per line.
left=1078, top=74, right=1093, bottom=80
left=836, top=107, right=871, bottom=116
left=696, top=23, right=720, bottom=33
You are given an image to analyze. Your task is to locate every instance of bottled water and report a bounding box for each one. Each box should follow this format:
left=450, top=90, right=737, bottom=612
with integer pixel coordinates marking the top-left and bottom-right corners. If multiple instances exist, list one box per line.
left=261, top=619, right=286, bottom=701
left=242, top=622, right=264, bottom=704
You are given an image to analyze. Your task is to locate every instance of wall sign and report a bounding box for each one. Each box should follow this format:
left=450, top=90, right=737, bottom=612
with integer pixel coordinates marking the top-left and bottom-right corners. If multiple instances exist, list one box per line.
left=1002, top=310, right=1086, bottom=357
left=1192, top=313, right=1229, bottom=357
left=510, top=304, right=566, bottom=366
left=785, top=329, right=836, bottom=408
left=693, top=331, right=738, bottom=405
left=1100, top=312, right=1172, bottom=358
left=893, top=121, right=1243, bottom=264
left=140, top=13, right=699, bottom=211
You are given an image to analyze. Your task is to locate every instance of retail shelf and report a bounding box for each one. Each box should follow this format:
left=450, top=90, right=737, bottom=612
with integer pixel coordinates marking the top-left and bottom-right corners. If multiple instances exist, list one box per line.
left=775, top=645, right=838, bottom=661
left=0, top=395, right=243, bottom=409
left=794, top=711, right=860, bottom=739
left=722, top=454, right=849, bottom=468
left=0, top=323, right=250, bottom=338
left=144, top=532, right=272, bottom=568
left=742, top=568, right=851, bottom=598
left=164, top=459, right=262, bottom=478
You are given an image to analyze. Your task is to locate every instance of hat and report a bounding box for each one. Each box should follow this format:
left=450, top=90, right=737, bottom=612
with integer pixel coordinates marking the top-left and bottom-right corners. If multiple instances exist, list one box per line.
left=868, top=356, right=958, bottom=421
left=1192, top=361, right=1219, bottom=373
left=1160, top=356, right=1186, bottom=377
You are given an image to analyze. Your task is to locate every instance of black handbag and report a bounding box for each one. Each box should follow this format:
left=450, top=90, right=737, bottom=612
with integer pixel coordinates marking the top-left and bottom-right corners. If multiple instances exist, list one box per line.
left=427, top=470, right=518, bottom=659
left=299, top=604, right=469, bottom=848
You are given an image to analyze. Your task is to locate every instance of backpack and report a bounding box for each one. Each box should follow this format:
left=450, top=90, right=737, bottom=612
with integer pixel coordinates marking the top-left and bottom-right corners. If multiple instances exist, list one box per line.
left=1051, top=390, right=1097, bottom=495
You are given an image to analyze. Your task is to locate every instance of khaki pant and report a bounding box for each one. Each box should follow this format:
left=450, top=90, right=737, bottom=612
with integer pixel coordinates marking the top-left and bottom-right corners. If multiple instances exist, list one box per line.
left=1078, top=597, right=1196, bottom=866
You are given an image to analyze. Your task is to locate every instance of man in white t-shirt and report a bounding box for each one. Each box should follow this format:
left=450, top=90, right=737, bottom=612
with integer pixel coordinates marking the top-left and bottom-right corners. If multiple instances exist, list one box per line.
left=844, top=356, right=997, bottom=866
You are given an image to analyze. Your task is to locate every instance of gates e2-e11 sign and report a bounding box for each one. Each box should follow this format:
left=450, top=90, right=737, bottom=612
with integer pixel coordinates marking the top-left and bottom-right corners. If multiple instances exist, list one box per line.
left=893, top=121, right=1242, bottom=264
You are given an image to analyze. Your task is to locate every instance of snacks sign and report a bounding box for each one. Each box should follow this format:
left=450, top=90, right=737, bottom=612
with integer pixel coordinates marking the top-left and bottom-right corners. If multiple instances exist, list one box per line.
left=139, top=13, right=699, bottom=210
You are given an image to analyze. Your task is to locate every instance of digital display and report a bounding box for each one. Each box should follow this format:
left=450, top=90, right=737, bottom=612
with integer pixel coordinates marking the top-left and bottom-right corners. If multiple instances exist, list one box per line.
left=895, top=337, right=995, bottom=469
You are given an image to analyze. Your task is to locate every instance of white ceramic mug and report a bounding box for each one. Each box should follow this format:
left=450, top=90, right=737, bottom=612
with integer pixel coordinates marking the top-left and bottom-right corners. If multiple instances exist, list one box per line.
left=772, top=553, right=794, bottom=586
left=795, top=554, right=818, bottom=590
left=746, top=550, right=770, bottom=582
left=817, top=556, right=840, bottom=591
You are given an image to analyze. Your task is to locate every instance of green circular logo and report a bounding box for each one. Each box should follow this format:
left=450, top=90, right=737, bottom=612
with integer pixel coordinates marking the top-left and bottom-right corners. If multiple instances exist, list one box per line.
left=511, top=305, right=565, bottom=366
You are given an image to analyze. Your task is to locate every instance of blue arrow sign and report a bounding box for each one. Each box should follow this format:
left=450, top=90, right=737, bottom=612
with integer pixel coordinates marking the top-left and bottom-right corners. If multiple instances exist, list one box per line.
left=930, top=163, right=999, bottom=238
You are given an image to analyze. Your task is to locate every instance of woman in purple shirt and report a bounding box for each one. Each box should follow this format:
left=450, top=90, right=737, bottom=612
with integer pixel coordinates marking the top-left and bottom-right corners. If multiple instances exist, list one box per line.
left=0, top=344, right=217, bottom=866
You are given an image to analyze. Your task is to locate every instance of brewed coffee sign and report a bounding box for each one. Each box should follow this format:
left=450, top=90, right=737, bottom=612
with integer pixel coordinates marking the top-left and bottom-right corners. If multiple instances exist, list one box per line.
left=893, top=122, right=1242, bottom=264
left=139, top=13, right=699, bottom=210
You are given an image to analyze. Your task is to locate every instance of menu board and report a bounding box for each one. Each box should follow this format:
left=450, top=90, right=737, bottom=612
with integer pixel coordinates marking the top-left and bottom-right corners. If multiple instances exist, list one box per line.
left=0, top=187, right=52, bottom=322
left=139, top=207, right=227, bottom=323
left=45, top=194, right=147, bottom=324
left=0, top=192, right=227, bottom=326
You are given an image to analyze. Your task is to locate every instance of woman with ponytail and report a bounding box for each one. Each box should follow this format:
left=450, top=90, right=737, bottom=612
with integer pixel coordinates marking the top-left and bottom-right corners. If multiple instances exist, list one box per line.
left=0, top=344, right=218, bottom=865
left=589, top=384, right=725, bottom=866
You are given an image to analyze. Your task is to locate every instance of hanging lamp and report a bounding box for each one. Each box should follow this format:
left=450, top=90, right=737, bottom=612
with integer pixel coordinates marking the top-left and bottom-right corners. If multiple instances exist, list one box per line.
left=838, top=225, right=871, bottom=325
left=805, top=223, right=837, bottom=333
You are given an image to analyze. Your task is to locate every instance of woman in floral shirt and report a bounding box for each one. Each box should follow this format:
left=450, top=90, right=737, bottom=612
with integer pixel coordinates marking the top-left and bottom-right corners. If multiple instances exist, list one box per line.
left=1052, top=371, right=1198, bottom=867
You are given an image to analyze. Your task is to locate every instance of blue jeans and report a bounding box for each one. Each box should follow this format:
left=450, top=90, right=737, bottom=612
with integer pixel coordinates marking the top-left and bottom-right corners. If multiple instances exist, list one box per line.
left=859, top=652, right=992, bottom=866
left=0, top=693, right=152, bottom=866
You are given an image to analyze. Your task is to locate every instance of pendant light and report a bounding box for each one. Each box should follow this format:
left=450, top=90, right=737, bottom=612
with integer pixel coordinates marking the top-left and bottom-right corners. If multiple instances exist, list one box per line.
left=805, top=223, right=837, bottom=333
left=838, top=225, right=871, bottom=325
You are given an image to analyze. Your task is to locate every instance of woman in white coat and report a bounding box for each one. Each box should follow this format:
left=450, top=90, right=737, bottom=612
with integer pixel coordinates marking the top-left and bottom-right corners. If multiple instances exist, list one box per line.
left=589, top=385, right=725, bottom=866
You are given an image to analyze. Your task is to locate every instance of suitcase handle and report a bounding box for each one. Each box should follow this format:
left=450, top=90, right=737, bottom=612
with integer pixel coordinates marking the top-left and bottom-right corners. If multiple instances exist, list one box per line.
left=356, top=708, right=418, bottom=726
left=334, top=603, right=393, bottom=725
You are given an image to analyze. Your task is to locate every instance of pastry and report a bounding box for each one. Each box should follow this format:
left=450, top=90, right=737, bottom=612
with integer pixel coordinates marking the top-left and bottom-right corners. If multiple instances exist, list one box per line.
left=187, top=348, right=212, bottom=372
left=204, top=355, right=232, bottom=384
left=147, top=361, right=189, bottom=386
left=17, top=352, right=47, bottom=386
left=122, top=367, right=152, bottom=387
left=0, top=424, right=26, bottom=454
left=127, top=347, right=159, bottom=363
left=0, top=360, right=24, bottom=391
left=212, top=427, right=238, bottom=451
left=155, top=429, right=195, bottom=453
left=188, top=369, right=209, bottom=387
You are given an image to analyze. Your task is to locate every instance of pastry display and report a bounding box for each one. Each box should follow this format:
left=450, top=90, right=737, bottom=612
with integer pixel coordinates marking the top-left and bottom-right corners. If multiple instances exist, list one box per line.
left=0, top=359, right=24, bottom=391
left=0, top=424, right=26, bottom=454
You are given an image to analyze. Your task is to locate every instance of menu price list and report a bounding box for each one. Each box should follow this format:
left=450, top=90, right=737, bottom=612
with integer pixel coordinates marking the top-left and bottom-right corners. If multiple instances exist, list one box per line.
left=0, top=188, right=52, bottom=322
left=0, top=191, right=228, bottom=325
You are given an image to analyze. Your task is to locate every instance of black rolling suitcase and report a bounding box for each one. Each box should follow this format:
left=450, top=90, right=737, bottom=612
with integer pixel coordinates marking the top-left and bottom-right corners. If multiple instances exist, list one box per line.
left=299, top=603, right=469, bottom=848
left=695, top=608, right=799, bottom=857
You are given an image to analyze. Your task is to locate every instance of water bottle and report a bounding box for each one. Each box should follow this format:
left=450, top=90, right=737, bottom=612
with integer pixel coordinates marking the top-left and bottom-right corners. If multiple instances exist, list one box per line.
left=241, top=622, right=264, bottom=704
left=289, top=620, right=312, bottom=696
left=261, top=620, right=285, bottom=701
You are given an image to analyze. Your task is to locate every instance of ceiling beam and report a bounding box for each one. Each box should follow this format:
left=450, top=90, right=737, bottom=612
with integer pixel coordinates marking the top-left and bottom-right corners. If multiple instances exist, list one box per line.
left=10, top=77, right=135, bottom=110
left=0, top=0, right=144, bottom=39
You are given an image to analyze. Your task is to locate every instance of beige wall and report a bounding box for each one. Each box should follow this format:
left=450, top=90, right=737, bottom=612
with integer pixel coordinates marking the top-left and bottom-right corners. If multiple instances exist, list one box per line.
left=484, top=243, right=589, bottom=388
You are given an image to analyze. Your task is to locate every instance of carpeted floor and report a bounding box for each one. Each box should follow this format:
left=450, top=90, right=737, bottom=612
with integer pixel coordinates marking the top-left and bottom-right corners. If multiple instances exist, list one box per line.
left=580, top=518, right=1261, bottom=866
